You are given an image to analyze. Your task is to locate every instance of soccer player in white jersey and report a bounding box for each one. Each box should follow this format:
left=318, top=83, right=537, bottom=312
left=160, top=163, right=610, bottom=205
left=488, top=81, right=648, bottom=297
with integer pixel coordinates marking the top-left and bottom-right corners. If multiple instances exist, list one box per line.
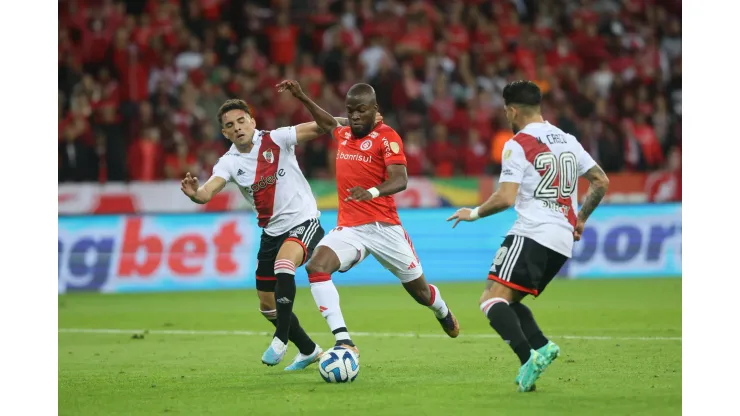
left=448, top=81, right=610, bottom=392
left=180, top=98, right=370, bottom=370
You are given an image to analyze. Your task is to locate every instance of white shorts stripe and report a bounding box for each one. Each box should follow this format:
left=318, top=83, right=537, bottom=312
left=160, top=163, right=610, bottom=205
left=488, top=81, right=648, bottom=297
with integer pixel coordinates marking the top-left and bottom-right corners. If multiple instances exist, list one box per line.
left=500, top=236, right=523, bottom=282
left=302, top=219, right=319, bottom=245
left=504, top=237, right=525, bottom=282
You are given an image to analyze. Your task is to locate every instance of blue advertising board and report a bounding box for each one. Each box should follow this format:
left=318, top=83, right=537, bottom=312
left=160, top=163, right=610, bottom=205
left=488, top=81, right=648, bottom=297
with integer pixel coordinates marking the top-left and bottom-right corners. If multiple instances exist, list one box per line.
left=58, top=204, right=681, bottom=293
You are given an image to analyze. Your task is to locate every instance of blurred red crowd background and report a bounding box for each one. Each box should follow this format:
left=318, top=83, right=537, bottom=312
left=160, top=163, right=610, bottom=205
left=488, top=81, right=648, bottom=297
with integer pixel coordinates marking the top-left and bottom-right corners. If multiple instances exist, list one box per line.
left=58, top=0, right=681, bottom=196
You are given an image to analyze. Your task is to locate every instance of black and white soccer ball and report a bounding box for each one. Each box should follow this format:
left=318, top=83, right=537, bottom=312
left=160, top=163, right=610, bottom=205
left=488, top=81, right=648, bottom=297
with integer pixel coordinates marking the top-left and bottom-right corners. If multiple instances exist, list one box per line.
left=318, top=347, right=359, bottom=383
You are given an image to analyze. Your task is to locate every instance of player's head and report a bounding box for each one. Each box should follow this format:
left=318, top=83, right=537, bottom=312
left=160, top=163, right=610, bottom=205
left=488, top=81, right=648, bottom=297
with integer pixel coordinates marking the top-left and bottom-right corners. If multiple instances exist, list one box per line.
left=218, top=99, right=257, bottom=147
left=502, top=80, right=542, bottom=134
left=345, top=83, right=378, bottom=138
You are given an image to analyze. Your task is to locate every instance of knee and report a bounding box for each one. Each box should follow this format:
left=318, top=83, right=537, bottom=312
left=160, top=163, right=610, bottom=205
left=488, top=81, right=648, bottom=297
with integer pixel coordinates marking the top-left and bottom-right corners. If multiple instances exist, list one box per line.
left=306, top=257, right=331, bottom=275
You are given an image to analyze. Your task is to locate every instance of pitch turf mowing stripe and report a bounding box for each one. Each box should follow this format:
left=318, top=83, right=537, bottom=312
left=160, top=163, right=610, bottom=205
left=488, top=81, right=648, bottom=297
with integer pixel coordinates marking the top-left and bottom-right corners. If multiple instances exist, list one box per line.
left=58, top=328, right=681, bottom=341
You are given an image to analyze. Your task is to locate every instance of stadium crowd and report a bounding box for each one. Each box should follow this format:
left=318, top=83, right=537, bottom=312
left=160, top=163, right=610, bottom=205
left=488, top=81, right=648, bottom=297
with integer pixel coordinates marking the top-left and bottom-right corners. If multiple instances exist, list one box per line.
left=58, top=0, right=682, bottom=183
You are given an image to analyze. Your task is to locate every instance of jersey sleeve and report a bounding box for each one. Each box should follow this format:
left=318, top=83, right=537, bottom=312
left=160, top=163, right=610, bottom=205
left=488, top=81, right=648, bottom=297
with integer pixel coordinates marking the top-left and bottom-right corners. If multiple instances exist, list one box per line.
left=269, top=126, right=298, bottom=150
left=499, top=140, right=528, bottom=184
left=573, top=136, right=597, bottom=176
left=382, top=131, right=407, bottom=167
left=211, top=156, right=232, bottom=182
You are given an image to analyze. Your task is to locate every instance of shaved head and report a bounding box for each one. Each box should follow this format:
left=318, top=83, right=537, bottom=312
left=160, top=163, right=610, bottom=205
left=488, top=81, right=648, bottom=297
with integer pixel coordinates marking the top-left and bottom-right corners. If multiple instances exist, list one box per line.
left=347, top=83, right=377, bottom=104
left=345, top=83, right=379, bottom=138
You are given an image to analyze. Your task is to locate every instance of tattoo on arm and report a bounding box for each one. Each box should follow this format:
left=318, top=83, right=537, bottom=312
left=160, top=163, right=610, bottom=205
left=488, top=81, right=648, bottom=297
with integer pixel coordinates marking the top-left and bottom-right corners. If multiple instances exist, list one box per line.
left=578, top=165, right=609, bottom=222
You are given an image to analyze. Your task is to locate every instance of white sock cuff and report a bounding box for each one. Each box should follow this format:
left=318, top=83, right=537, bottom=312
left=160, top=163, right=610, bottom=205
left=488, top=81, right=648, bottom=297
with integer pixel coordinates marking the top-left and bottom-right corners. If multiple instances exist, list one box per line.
left=260, top=309, right=277, bottom=319
left=274, top=259, right=296, bottom=276
left=480, top=297, right=509, bottom=315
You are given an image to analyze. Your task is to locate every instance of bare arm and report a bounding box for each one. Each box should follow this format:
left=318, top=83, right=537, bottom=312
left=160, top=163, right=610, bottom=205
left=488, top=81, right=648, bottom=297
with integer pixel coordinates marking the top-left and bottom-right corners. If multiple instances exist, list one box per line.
left=277, top=80, right=339, bottom=134
left=294, top=118, right=350, bottom=143
left=578, top=165, right=610, bottom=223
left=345, top=164, right=408, bottom=202
left=477, top=182, right=519, bottom=218
left=446, top=182, right=519, bottom=228
left=378, top=164, right=409, bottom=196
left=181, top=174, right=227, bottom=204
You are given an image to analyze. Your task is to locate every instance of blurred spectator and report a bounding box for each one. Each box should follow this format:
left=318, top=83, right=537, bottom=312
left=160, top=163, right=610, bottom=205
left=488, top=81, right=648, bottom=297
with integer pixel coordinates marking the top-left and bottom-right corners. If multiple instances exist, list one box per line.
left=460, top=130, right=490, bottom=176
left=59, top=125, right=97, bottom=183
left=58, top=0, right=682, bottom=183
left=164, top=140, right=198, bottom=180
left=426, top=124, right=456, bottom=177
left=404, top=130, right=429, bottom=176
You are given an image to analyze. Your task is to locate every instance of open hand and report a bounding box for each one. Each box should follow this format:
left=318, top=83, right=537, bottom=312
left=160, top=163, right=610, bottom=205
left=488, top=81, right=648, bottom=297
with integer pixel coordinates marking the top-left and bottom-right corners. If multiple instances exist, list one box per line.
left=446, top=208, right=475, bottom=228
left=181, top=172, right=199, bottom=198
left=276, top=79, right=305, bottom=98
left=345, top=186, right=373, bottom=202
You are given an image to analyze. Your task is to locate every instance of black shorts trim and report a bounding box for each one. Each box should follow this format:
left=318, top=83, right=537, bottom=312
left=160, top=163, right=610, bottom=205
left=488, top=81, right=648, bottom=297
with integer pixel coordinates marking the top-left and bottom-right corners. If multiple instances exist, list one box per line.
left=487, top=235, right=567, bottom=296
left=255, top=218, right=325, bottom=291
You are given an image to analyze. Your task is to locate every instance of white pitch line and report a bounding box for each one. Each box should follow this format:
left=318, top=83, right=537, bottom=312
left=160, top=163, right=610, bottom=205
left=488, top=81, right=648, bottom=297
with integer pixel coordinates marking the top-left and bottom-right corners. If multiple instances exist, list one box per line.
left=58, top=328, right=681, bottom=341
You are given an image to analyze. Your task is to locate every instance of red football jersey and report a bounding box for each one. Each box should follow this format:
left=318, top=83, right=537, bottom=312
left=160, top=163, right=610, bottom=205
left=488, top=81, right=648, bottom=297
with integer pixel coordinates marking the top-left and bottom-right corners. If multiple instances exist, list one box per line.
left=332, top=122, right=407, bottom=227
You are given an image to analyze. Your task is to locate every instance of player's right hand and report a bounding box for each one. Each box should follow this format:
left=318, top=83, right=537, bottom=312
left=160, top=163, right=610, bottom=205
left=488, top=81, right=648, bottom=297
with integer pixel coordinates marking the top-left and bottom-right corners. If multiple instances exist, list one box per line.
left=573, top=219, right=586, bottom=241
left=276, top=79, right=305, bottom=98
left=181, top=172, right=199, bottom=198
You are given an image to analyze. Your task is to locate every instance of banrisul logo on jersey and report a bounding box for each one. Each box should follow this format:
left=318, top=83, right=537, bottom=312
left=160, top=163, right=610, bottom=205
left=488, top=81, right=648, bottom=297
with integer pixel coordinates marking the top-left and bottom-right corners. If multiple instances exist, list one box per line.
left=58, top=214, right=255, bottom=293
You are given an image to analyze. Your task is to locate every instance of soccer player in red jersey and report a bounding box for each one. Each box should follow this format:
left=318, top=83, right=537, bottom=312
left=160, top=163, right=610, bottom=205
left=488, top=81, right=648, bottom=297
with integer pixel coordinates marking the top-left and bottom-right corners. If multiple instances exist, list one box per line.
left=277, top=80, right=459, bottom=354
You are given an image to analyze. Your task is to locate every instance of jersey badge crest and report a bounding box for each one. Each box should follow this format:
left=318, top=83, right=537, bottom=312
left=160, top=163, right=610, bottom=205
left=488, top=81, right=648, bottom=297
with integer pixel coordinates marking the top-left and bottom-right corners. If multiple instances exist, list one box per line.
left=361, top=139, right=373, bottom=151
left=390, top=142, right=400, bottom=154
left=262, top=148, right=274, bottom=164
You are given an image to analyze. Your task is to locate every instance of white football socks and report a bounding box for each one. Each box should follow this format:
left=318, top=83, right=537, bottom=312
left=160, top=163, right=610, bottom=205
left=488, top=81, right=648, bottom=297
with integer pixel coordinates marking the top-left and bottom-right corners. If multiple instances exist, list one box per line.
left=310, top=279, right=351, bottom=342
left=428, top=284, right=449, bottom=319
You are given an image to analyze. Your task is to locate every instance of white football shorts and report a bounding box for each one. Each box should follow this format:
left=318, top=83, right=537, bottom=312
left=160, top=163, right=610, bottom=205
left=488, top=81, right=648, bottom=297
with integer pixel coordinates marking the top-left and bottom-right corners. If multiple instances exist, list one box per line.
left=316, top=222, right=423, bottom=283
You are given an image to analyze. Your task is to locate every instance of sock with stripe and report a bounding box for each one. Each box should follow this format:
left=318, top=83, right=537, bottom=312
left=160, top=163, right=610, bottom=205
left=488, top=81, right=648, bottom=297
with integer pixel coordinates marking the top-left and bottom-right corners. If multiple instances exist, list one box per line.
left=273, top=259, right=297, bottom=345
left=309, top=273, right=354, bottom=346
left=510, top=302, right=549, bottom=350
left=481, top=297, right=532, bottom=365
left=260, top=309, right=317, bottom=355
left=427, top=284, right=450, bottom=319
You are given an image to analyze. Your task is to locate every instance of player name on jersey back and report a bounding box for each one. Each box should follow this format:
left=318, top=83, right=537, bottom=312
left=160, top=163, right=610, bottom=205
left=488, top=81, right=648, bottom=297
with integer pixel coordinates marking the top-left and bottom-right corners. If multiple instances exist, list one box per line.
left=499, top=122, right=597, bottom=258
left=331, top=122, right=407, bottom=227
left=212, top=127, right=319, bottom=236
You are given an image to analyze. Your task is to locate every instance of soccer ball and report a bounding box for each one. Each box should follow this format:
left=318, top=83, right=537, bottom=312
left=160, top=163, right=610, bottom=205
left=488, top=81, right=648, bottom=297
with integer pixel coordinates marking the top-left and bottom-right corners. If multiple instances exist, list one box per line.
left=318, top=347, right=359, bottom=383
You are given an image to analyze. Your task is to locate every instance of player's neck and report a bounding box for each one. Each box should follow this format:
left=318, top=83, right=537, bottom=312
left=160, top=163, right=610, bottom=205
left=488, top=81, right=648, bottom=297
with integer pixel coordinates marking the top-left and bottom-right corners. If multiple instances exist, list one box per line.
left=235, top=142, right=254, bottom=153
left=519, top=115, right=545, bottom=129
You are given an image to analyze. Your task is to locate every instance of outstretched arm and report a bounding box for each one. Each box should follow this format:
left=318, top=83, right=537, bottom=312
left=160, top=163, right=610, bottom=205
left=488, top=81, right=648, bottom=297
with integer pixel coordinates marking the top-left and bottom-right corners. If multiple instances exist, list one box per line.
left=294, top=118, right=350, bottom=143
left=181, top=173, right=227, bottom=204
left=277, top=80, right=339, bottom=135
left=446, top=182, right=519, bottom=228
left=574, top=164, right=609, bottom=240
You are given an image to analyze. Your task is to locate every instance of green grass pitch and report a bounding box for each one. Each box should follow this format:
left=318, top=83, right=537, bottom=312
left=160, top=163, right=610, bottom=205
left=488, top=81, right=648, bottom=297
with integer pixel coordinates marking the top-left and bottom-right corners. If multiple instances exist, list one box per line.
left=58, top=278, right=681, bottom=415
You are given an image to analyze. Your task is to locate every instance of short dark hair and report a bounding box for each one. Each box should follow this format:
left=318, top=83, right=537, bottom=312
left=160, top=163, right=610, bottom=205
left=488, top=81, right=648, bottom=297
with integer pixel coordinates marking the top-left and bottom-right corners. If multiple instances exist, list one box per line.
left=217, top=99, right=253, bottom=125
left=502, top=81, right=542, bottom=107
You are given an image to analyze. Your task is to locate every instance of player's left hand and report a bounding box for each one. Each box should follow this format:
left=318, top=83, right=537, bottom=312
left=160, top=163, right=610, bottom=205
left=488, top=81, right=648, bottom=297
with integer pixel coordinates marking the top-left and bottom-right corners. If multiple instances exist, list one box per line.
left=345, top=186, right=373, bottom=202
left=276, top=79, right=305, bottom=98
left=447, top=208, right=474, bottom=228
